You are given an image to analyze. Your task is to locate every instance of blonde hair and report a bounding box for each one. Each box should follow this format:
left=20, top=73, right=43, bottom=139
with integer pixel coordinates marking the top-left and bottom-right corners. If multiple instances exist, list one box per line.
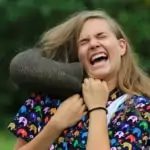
left=39, top=10, right=150, bottom=97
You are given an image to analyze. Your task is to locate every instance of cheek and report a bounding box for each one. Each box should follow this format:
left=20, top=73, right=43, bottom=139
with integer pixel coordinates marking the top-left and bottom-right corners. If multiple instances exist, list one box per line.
left=111, top=51, right=122, bottom=70
left=109, top=46, right=122, bottom=68
left=109, top=42, right=121, bottom=57
left=78, top=48, right=87, bottom=63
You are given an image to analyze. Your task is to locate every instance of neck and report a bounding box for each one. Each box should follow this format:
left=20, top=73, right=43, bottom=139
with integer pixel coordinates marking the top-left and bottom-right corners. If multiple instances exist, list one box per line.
left=86, top=72, right=118, bottom=92
left=105, top=76, right=117, bottom=92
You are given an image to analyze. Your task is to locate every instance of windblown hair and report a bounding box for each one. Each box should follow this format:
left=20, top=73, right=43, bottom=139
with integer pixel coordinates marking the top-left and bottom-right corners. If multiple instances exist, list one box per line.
left=38, top=10, right=150, bottom=97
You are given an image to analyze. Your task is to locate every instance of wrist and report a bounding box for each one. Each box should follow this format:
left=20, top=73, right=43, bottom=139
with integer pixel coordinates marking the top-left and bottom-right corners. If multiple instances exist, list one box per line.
left=89, top=109, right=107, bottom=115
left=88, top=106, right=108, bottom=115
left=89, top=110, right=107, bottom=122
left=88, top=104, right=106, bottom=110
left=89, top=108, right=107, bottom=119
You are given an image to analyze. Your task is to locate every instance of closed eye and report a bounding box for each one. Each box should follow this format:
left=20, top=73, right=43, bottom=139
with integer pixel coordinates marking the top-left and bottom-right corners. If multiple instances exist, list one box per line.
left=96, top=33, right=107, bottom=39
left=78, top=38, right=89, bottom=45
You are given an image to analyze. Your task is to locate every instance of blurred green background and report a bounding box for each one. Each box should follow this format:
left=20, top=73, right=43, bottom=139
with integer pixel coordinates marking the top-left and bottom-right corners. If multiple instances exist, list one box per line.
left=0, top=0, right=150, bottom=149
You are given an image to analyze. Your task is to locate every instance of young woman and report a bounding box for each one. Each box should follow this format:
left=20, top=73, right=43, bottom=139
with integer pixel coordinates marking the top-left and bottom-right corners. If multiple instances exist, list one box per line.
left=8, top=10, right=150, bottom=150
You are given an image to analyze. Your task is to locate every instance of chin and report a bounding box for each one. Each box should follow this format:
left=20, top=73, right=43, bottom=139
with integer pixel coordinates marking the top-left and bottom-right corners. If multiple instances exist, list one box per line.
left=92, top=67, right=110, bottom=76
left=88, top=72, right=109, bottom=80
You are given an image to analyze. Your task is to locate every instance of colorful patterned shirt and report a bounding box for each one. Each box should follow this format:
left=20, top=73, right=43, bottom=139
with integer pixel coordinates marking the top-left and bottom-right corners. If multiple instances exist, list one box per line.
left=8, top=89, right=150, bottom=149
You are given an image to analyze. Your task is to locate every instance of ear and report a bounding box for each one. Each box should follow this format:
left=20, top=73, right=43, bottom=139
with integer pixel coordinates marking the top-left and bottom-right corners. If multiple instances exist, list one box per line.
left=118, top=38, right=127, bottom=56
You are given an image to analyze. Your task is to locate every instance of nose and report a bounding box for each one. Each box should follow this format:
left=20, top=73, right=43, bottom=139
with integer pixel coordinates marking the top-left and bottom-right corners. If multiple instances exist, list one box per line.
left=89, top=38, right=100, bottom=50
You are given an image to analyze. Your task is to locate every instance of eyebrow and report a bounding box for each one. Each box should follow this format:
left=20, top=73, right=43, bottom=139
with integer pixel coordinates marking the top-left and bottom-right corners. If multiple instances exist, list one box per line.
left=96, top=32, right=106, bottom=36
left=78, top=38, right=89, bottom=44
left=78, top=32, right=106, bottom=42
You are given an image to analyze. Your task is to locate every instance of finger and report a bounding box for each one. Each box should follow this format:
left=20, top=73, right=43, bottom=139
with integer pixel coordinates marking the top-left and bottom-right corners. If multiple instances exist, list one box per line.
left=83, top=111, right=88, bottom=116
left=95, top=78, right=101, bottom=82
left=82, top=81, right=88, bottom=90
left=68, top=94, right=79, bottom=102
left=90, top=78, right=101, bottom=85
left=70, top=94, right=80, bottom=99
left=75, top=94, right=80, bottom=98
left=79, top=104, right=86, bottom=114
left=81, top=104, right=87, bottom=111
left=82, top=83, right=85, bottom=89
left=79, top=97, right=84, bottom=105
left=102, top=81, right=108, bottom=91
left=84, top=78, right=89, bottom=84
left=89, top=77, right=95, bottom=83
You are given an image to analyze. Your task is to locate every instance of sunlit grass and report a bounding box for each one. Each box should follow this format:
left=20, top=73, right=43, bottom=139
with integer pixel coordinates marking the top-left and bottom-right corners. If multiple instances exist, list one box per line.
left=0, top=115, right=15, bottom=149
left=0, top=130, right=15, bottom=150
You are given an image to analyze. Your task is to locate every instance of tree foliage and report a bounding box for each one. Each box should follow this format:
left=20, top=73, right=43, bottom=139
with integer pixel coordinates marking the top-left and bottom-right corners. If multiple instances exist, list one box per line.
left=0, top=0, right=150, bottom=115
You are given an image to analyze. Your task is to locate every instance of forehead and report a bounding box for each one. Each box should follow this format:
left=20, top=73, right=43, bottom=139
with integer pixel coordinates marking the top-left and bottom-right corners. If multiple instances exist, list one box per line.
left=79, top=18, right=113, bottom=38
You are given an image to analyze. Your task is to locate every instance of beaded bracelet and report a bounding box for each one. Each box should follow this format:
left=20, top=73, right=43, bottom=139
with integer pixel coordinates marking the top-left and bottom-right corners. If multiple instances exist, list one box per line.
left=88, top=107, right=108, bottom=114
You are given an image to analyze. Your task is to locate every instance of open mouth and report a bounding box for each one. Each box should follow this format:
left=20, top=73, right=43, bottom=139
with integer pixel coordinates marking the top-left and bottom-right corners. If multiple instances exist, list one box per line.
left=90, top=53, right=108, bottom=65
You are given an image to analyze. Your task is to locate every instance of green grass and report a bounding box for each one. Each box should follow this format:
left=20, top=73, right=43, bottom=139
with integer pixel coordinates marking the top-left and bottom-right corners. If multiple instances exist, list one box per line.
left=0, top=130, right=15, bottom=150
left=0, top=115, right=16, bottom=150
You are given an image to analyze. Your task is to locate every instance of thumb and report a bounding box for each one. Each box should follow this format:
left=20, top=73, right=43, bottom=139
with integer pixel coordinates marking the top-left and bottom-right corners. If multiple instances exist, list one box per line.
left=102, top=81, right=109, bottom=92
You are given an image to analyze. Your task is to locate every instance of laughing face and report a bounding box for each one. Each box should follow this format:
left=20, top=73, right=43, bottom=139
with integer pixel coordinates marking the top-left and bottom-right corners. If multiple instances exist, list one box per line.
left=78, top=18, right=126, bottom=81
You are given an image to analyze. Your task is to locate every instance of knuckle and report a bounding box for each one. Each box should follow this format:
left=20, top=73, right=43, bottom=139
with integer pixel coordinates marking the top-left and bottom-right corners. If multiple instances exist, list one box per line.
left=74, top=94, right=79, bottom=98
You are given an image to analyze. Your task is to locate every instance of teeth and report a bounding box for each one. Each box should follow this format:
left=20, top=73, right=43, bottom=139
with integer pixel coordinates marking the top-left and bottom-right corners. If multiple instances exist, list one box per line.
left=91, top=53, right=106, bottom=62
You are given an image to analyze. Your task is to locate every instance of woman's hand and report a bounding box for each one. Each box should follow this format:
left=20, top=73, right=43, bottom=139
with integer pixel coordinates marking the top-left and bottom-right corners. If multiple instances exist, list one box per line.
left=82, top=78, right=109, bottom=110
left=52, top=94, right=87, bottom=130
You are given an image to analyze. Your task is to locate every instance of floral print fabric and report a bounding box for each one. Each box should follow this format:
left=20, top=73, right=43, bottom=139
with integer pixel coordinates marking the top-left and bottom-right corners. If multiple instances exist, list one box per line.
left=8, top=90, right=150, bottom=149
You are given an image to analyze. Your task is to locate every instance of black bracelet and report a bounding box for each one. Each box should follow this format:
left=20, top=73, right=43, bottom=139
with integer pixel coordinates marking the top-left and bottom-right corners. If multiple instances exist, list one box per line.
left=88, top=107, right=108, bottom=114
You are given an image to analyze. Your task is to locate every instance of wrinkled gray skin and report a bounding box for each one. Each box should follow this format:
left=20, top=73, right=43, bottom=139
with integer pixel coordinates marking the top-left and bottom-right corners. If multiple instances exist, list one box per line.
left=10, top=48, right=84, bottom=99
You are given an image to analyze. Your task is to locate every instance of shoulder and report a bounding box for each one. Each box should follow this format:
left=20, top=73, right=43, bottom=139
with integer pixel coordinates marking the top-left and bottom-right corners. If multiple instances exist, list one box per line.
left=117, top=94, right=150, bottom=124
left=131, top=94, right=150, bottom=116
left=15, top=93, right=53, bottom=118
left=132, top=94, right=150, bottom=107
left=7, top=92, right=62, bottom=142
left=109, top=94, right=150, bottom=149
